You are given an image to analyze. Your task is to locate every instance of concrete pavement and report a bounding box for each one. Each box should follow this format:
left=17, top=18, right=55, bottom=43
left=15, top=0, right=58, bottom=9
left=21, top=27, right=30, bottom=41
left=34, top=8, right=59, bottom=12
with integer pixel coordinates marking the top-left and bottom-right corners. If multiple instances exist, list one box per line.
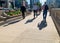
left=0, top=11, right=59, bottom=43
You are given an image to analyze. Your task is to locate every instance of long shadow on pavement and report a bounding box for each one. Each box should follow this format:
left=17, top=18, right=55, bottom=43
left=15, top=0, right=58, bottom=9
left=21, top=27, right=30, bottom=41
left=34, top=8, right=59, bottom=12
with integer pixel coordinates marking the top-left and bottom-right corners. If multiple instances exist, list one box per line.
left=3, top=19, right=21, bottom=27
left=25, top=18, right=35, bottom=24
left=37, top=20, right=47, bottom=30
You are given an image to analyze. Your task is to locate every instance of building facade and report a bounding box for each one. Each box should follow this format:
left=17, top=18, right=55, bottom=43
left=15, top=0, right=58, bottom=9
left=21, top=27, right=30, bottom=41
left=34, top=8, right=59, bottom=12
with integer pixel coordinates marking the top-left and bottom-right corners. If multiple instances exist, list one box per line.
left=0, top=0, right=29, bottom=8
left=33, top=0, right=39, bottom=3
left=46, top=0, right=60, bottom=8
left=55, top=0, right=60, bottom=8
left=0, top=0, right=15, bottom=8
left=0, top=0, right=24, bottom=8
left=30, top=0, right=39, bottom=8
left=0, top=0, right=8, bottom=8
left=46, top=0, right=56, bottom=7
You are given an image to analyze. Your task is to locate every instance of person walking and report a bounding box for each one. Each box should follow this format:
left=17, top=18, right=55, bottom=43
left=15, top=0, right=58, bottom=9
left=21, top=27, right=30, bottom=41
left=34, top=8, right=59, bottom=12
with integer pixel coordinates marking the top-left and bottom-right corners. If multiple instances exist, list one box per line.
left=39, top=6, right=41, bottom=15
left=42, top=2, right=49, bottom=22
left=33, top=4, right=38, bottom=19
left=20, top=4, right=26, bottom=19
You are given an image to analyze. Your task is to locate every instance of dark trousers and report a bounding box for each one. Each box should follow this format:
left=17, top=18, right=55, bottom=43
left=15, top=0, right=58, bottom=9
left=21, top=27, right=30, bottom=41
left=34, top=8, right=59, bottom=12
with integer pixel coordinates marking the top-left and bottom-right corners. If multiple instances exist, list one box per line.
left=43, top=10, right=47, bottom=20
left=22, top=11, right=25, bottom=19
left=33, top=10, right=37, bottom=18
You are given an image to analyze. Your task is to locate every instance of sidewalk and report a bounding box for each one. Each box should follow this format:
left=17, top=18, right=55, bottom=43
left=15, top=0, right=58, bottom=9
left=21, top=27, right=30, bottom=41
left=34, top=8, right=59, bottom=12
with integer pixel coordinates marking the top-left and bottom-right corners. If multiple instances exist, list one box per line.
left=0, top=11, right=59, bottom=43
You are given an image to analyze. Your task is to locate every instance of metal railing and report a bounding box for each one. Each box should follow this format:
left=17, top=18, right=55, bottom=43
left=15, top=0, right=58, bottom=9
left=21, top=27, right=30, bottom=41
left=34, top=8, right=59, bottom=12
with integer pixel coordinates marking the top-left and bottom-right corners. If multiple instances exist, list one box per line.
left=50, top=8, right=60, bottom=36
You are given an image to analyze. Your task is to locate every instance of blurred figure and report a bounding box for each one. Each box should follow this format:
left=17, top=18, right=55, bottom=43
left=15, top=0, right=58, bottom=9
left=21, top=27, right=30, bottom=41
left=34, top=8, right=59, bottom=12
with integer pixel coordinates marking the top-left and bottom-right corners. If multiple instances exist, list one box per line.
left=42, top=2, right=49, bottom=22
left=33, top=4, right=38, bottom=18
left=20, top=4, right=26, bottom=19
left=39, top=6, right=42, bottom=14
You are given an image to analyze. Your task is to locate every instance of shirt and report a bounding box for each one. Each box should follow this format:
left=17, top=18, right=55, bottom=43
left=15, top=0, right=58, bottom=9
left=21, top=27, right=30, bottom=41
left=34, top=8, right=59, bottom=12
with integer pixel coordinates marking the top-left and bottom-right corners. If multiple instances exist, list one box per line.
left=33, top=5, right=38, bottom=10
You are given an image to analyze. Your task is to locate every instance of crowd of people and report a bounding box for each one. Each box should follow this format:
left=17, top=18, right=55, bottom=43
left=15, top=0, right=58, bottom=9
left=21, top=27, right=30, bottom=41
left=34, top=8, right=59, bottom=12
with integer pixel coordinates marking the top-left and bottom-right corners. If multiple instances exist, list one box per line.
left=20, top=2, right=49, bottom=22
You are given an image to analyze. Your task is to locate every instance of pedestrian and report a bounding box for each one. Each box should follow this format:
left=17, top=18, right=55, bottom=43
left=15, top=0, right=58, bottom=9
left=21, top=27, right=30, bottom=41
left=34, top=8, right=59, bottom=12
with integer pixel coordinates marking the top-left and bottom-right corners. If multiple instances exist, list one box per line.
left=42, top=2, right=49, bottom=22
left=33, top=4, right=38, bottom=18
left=39, top=6, right=41, bottom=15
left=20, top=4, right=26, bottom=19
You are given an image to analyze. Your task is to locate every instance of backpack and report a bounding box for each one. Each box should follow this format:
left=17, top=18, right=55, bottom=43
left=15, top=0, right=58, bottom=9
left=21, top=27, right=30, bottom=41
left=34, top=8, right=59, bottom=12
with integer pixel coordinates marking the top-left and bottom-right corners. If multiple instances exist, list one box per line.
left=45, top=5, right=49, bottom=10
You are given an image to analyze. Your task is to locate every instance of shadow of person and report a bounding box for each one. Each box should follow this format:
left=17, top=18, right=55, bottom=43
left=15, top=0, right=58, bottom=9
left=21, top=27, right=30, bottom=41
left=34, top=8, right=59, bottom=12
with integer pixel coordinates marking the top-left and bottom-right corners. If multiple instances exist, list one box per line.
left=37, top=20, right=47, bottom=30
left=3, top=20, right=20, bottom=27
left=25, top=18, right=35, bottom=24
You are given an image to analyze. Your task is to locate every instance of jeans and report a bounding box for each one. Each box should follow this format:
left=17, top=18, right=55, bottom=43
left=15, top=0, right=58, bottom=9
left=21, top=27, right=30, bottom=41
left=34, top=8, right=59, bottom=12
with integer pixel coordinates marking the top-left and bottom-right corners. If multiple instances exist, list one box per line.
left=33, top=10, right=37, bottom=18
left=43, top=10, right=47, bottom=20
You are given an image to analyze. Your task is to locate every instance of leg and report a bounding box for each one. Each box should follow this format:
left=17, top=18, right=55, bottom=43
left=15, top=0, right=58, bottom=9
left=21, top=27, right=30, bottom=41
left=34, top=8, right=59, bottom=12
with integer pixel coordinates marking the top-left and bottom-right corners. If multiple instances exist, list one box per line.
left=34, top=10, right=35, bottom=18
left=22, top=12, right=25, bottom=19
left=43, top=11, right=47, bottom=22
left=43, top=11, right=45, bottom=20
left=44, top=11, right=47, bottom=20
left=39, top=9, right=41, bottom=15
left=36, top=10, right=37, bottom=17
